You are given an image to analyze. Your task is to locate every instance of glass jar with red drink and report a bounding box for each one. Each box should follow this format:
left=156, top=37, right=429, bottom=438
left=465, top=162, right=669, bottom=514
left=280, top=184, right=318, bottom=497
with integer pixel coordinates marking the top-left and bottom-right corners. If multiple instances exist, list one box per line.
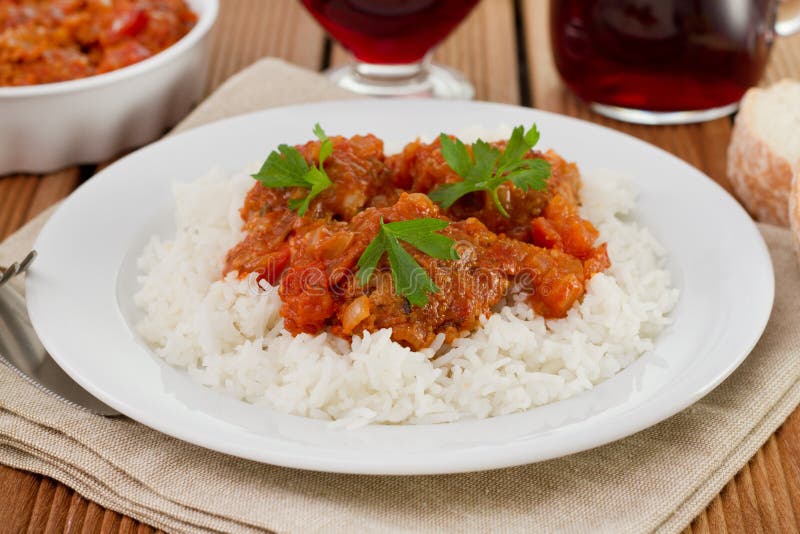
left=551, top=0, right=800, bottom=124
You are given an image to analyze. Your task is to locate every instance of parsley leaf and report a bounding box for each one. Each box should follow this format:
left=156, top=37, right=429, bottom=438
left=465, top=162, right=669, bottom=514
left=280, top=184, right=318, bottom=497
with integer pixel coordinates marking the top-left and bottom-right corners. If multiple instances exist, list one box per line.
left=252, top=123, right=333, bottom=216
left=428, top=124, right=551, bottom=217
left=356, top=217, right=459, bottom=307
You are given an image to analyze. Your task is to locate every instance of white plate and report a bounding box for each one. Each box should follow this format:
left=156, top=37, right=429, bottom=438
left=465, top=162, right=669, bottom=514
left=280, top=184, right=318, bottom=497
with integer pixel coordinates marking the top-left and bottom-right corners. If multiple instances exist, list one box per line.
left=26, top=100, right=774, bottom=475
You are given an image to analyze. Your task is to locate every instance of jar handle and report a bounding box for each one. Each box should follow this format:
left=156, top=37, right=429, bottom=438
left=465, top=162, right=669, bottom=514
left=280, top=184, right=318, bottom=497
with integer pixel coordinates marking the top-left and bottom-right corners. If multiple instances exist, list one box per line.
left=776, top=0, right=800, bottom=36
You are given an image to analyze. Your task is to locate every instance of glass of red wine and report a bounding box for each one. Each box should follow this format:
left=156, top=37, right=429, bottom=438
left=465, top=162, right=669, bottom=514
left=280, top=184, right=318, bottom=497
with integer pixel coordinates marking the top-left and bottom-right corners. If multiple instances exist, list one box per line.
left=551, top=0, right=800, bottom=124
left=300, top=0, right=481, bottom=98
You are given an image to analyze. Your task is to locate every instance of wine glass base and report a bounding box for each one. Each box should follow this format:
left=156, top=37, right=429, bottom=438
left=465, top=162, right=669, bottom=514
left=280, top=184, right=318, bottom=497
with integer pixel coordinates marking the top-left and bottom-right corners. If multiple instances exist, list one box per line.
left=589, top=102, right=740, bottom=125
left=325, top=63, right=475, bottom=99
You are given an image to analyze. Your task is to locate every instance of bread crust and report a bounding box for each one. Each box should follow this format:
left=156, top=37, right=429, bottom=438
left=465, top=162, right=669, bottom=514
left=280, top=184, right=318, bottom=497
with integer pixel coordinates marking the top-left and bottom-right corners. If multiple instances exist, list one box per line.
left=791, top=171, right=800, bottom=263
left=727, top=83, right=797, bottom=227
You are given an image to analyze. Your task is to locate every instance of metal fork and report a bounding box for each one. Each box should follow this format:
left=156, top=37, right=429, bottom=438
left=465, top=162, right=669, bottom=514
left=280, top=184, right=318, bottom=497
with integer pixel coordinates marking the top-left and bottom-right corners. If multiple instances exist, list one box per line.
left=0, top=250, right=37, bottom=287
left=0, top=251, right=120, bottom=416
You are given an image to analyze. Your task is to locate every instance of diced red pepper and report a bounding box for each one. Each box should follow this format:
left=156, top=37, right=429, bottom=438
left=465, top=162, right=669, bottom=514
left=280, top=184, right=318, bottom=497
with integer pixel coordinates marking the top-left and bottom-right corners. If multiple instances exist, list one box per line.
left=531, top=217, right=562, bottom=249
left=102, top=8, right=148, bottom=45
left=583, top=243, right=611, bottom=279
left=255, top=246, right=291, bottom=287
left=279, top=261, right=335, bottom=334
left=534, top=194, right=602, bottom=260
left=97, top=40, right=151, bottom=72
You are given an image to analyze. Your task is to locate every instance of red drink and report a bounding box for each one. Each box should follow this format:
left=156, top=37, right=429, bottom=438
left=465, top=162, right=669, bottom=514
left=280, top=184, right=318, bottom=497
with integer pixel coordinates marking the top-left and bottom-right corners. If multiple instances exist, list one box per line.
left=551, top=0, right=776, bottom=112
left=301, top=0, right=480, bottom=64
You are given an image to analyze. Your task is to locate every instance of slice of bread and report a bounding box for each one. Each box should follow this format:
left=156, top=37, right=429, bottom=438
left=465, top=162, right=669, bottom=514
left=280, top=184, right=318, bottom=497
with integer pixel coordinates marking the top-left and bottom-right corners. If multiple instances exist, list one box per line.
left=727, top=79, right=800, bottom=226
left=791, top=170, right=800, bottom=261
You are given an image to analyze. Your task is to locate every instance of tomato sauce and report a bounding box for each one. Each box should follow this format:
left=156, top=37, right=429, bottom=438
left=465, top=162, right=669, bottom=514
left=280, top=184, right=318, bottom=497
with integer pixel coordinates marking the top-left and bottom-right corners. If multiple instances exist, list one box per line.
left=0, top=0, right=196, bottom=86
left=224, top=134, right=611, bottom=351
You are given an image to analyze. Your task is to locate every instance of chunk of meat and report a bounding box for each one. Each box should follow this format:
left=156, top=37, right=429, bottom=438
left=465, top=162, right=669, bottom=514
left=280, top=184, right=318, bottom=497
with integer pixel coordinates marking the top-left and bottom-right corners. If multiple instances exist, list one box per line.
left=224, top=209, right=297, bottom=275
left=489, top=238, right=586, bottom=318
left=338, top=214, right=512, bottom=349
left=279, top=260, right=335, bottom=334
left=531, top=194, right=610, bottom=279
left=227, top=134, right=399, bottom=277
left=583, top=243, right=610, bottom=280
left=296, top=134, right=398, bottom=219
left=238, top=134, right=398, bottom=222
left=246, top=134, right=398, bottom=222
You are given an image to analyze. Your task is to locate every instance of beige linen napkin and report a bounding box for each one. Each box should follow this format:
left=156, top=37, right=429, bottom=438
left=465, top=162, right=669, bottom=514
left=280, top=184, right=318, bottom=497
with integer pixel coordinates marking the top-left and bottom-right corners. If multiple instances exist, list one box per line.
left=1, top=58, right=798, bottom=534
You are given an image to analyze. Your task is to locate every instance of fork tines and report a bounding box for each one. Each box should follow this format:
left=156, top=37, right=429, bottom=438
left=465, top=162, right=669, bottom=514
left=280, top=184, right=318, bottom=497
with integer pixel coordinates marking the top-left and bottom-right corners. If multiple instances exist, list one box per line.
left=0, top=250, right=37, bottom=287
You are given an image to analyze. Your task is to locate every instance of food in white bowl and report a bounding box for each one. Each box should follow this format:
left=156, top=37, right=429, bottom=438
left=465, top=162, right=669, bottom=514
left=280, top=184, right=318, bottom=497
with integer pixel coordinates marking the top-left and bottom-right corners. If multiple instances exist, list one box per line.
left=133, top=124, right=679, bottom=428
left=0, top=0, right=198, bottom=86
left=0, top=0, right=218, bottom=174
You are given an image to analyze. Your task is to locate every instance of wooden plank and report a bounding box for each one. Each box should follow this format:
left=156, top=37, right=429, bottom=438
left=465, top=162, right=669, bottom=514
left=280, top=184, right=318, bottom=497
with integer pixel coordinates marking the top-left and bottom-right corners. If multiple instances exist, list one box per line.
left=44, top=484, right=73, bottom=533
left=0, top=464, right=39, bottom=532
left=0, top=178, right=14, bottom=226
left=706, top=495, right=729, bottom=532
left=690, top=510, right=711, bottom=534
left=749, top=448, right=782, bottom=531
left=64, top=491, right=88, bottom=533
left=0, top=167, right=80, bottom=241
left=735, top=464, right=766, bottom=533
left=775, top=409, right=800, bottom=526
left=22, top=168, right=82, bottom=228
left=763, top=435, right=800, bottom=530
left=763, top=32, right=800, bottom=85
left=117, top=516, right=138, bottom=534
left=26, top=476, right=57, bottom=532
left=330, top=0, right=520, bottom=104
left=206, top=0, right=326, bottom=92
left=80, top=501, right=105, bottom=534
left=433, top=0, right=519, bottom=104
left=99, top=510, right=122, bottom=532
left=719, top=478, right=747, bottom=534
left=0, top=176, right=37, bottom=240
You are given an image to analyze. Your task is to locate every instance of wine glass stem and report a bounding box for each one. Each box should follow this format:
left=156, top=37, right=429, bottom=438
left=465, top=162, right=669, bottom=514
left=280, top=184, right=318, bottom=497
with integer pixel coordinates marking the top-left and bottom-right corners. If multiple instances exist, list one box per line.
left=324, top=52, right=474, bottom=99
left=352, top=53, right=432, bottom=85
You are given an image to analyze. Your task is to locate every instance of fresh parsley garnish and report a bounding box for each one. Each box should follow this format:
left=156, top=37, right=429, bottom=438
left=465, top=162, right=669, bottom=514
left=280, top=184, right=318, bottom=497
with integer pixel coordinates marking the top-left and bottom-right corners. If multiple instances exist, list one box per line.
left=428, top=124, right=551, bottom=217
left=252, top=123, right=333, bottom=216
left=356, top=218, right=459, bottom=307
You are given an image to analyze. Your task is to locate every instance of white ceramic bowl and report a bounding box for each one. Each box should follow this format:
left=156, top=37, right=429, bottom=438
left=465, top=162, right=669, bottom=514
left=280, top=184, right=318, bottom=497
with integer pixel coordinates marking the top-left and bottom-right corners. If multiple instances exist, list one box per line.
left=0, top=0, right=218, bottom=174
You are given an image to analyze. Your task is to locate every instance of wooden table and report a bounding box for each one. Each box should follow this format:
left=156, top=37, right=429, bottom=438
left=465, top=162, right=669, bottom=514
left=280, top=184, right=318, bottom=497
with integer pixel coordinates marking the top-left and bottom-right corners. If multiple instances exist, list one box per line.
left=2, top=1, right=799, bottom=532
